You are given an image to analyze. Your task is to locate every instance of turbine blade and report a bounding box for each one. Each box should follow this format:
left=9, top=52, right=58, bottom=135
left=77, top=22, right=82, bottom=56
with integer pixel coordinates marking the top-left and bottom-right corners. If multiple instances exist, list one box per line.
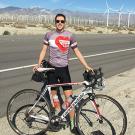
left=106, top=0, right=109, bottom=8
left=104, top=9, right=108, bottom=15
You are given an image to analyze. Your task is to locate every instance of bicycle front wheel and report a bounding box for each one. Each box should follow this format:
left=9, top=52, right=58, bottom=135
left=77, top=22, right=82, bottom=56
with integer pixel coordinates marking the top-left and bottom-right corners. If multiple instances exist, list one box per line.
left=7, top=89, right=51, bottom=135
left=76, top=94, right=127, bottom=135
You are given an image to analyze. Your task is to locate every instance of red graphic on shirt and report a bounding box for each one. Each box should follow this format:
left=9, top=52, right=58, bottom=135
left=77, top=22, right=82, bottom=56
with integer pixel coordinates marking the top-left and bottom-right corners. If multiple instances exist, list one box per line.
left=55, top=36, right=70, bottom=53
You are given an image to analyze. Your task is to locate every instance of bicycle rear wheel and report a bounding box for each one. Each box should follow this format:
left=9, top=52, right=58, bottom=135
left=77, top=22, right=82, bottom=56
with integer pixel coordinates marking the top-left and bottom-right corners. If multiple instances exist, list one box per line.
left=7, top=89, right=51, bottom=135
left=76, top=94, right=127, bottom=135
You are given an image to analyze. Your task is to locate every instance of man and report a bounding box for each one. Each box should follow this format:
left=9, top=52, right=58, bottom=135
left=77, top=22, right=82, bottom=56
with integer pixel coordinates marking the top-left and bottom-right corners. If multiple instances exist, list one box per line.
left=33, top=13, right=93, bottom=133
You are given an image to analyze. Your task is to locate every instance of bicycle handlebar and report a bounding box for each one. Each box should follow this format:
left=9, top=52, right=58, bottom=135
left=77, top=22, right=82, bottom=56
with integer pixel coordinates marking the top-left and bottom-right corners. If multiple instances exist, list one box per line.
left=37, top=67, right=55, bottom=72
left=83, top=67, right=105, bottom=90
left=32, top=67, right=105, bottom=90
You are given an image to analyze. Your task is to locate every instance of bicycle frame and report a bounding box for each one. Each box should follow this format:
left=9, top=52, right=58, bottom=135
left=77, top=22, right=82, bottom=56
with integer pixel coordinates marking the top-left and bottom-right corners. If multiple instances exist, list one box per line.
left=7, top=67, right=127, bottom=135
left=28, top=81, right=102, bottom=123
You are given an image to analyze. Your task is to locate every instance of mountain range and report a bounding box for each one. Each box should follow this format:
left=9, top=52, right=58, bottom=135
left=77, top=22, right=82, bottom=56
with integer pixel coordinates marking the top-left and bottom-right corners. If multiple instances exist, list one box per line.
left=0, top=6, right=104, bottom=17
left=0, top=6, right=135, bottom=25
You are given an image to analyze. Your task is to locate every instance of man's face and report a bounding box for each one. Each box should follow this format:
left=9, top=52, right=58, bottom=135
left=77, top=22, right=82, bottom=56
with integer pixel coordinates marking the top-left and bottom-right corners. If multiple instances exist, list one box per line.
left=55, top=16, right=65, bottom=31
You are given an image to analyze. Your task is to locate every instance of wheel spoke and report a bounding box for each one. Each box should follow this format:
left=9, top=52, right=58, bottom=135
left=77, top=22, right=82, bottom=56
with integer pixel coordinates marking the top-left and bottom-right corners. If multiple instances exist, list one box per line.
left=76, top=95, right=127, bottom=135
left=7, top=89, right=50, bottom=135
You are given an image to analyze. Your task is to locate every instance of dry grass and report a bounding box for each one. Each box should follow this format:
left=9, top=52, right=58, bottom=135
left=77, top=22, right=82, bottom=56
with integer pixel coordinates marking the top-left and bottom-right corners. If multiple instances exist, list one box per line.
left=0, top=21, right=135, bottom=35
left=128, top=31, right=134, bottom=34
left=13, top=23, right=26, bottom=29
left=97, top=30, right=103, bottom=33
left=27, top=24, right=37, bottom=27
left=128, top=27, right=135, bottom=31
left=0, top=23, right=5, bottom=27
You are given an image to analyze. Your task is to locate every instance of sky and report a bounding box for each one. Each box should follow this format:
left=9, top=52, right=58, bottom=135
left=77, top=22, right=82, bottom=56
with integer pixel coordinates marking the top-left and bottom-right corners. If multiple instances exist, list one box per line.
left=0, top=0, right=135, bottom=13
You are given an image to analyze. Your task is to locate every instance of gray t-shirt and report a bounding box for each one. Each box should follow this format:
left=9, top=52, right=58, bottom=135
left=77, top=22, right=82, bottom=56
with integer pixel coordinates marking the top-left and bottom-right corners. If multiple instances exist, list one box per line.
left=43, top=30, right=78, bottom=67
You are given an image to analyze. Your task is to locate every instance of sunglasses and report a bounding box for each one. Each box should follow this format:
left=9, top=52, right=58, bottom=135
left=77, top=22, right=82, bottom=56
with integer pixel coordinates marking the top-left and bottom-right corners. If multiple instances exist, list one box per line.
left=55, top=20, right=65, bottom=23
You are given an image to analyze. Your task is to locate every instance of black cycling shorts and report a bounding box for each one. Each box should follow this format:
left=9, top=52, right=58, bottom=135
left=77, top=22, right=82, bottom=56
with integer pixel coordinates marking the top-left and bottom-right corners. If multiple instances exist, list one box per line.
left=47, top=63, right=72, bottom=91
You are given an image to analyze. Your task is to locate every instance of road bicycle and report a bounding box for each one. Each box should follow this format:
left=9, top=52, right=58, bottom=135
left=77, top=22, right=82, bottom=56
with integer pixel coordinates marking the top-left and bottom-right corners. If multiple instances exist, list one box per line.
left=7, top=67, right=127, bottom=135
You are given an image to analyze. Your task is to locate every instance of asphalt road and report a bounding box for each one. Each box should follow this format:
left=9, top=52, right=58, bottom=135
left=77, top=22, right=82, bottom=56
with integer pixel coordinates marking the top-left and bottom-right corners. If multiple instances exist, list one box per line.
left=0, top=34, right=135, bottom=118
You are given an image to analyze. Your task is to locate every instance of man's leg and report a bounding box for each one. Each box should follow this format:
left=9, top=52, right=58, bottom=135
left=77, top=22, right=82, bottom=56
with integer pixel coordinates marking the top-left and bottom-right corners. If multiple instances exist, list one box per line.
left=41, top=83, right=63, bottom=105
left=63, top=90, right=74, bottom=118
left=63, top=90, right=75, bottom=132
left=51, top=90, right=61, bottom=113
left=58, top=66, right=78, bottom=133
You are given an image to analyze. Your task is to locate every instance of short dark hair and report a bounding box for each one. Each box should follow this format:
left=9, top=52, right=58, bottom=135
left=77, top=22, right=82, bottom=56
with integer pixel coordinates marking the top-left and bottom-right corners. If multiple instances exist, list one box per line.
left=55, top=14, right=66, bottom=22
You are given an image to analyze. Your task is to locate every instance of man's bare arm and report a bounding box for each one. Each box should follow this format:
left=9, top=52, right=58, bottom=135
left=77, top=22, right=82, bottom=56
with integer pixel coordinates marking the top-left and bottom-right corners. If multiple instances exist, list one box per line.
left=73, top=47, right=93, bottom=71
left=38, top=45, right=48, bottom=66
left=33, top=45, right=48, bottom=71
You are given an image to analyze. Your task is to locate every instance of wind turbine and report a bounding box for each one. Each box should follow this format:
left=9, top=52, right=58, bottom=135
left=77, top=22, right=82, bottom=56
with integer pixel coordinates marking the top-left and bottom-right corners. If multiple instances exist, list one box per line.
left=104, top=0, right=112, bottom=27
left=105, top=0, right=118, bottom=27
left=117, top=5, right=124, bottom=27
left=109, top=4, right=124, bottom=27
left=128, top=11, right=131, bottom=28
left=127, top=11, right=135, bottom=28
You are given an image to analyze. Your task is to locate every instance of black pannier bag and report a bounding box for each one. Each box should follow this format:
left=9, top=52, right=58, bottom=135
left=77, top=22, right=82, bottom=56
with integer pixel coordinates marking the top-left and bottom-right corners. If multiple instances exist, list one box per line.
left=31, top=71, right=47, bottom=82
left=31, top=60, right=49, bottom=83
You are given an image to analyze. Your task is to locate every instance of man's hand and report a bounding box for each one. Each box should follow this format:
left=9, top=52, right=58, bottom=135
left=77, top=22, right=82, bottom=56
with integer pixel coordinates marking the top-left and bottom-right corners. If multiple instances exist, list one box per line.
left=33, top=65, right=40, bottom=72
left=85, top=65, right=94, bottom=72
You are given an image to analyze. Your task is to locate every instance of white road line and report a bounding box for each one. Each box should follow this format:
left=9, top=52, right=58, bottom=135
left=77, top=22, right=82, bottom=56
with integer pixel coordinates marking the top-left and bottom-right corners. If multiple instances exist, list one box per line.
left=0, top=47, right=135, bottom=73
left=70, top=47, right=135, bottom=60
left=0, top=64, right=37, bottom=73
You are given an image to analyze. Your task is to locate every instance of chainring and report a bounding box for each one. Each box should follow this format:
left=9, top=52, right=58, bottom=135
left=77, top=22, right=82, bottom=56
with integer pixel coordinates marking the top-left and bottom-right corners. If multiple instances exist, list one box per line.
left=49, top=115, right=63, bottom=131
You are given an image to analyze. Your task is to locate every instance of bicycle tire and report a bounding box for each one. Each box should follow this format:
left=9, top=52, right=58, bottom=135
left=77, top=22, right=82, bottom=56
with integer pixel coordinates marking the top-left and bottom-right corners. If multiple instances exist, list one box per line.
left=76, top=94, right=127, bottom=135
left=7, top=89, right=51, bottom=135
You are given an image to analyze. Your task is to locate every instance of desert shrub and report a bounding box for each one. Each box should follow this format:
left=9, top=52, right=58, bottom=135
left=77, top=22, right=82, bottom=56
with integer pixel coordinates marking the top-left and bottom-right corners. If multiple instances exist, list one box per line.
left=74, top=26, right=85, bottom=31
left=108, top=26, right=114, bottom=29
left=118, top=27, right=126, bottom=31
left=27, top=24, right=37, bottom=27
left=128, top=28, right=135, bottom=31
left=3, top=30, right=11, bottom=35
left=1, top=22, right=11, bottom=25
left=42, top=24, right=47, bottom=28
left=47, top=25, right=55, bottom=30
left=14, top=23, right=26, bottom=29
left=66, top=24, right=73, bottom=28
left=48, top=27, right=55, bottom=31
left=88, top=26, right=95, bottom=29
left=42, top=24, right=54, bottom=30
left=128, top=31, right=134, bottom=34
left=73, top=25, right=78, bottom=30
left=85, top=27, right=92, bottom=31
left=97, top=31, right=103, bottom=34
left=121, top=26, right=127, bottom=30
left=112, top=27, right=119, bottom=32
